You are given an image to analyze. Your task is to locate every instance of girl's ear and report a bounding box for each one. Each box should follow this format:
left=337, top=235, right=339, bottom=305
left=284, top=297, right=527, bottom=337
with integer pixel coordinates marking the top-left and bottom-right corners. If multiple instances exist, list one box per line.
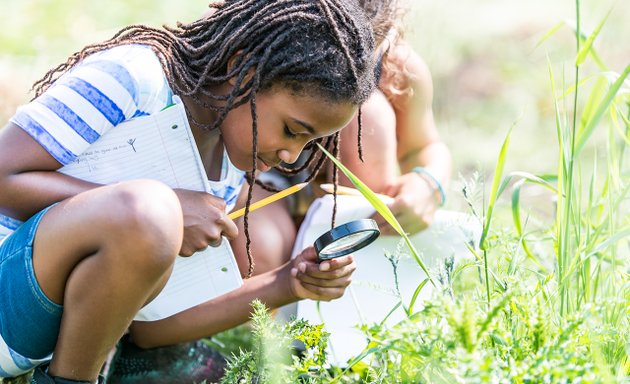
left=227, top=51, right=256, bottom=87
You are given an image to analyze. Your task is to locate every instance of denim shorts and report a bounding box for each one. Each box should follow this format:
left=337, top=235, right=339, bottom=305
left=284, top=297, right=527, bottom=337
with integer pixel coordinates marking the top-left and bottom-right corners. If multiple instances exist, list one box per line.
left=0, top=206, right=62, bottom=376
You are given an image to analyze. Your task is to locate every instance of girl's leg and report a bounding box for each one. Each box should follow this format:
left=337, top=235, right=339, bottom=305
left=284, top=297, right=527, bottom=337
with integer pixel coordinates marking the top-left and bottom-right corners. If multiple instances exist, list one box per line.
left=32, top=180, right=183, bottom=381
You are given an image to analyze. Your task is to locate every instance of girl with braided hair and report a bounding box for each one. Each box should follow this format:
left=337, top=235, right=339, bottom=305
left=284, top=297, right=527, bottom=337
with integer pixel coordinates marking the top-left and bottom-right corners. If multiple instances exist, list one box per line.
left=232, top=0, right=451, bottom=275
left=0, top=0, right=376, bottom=382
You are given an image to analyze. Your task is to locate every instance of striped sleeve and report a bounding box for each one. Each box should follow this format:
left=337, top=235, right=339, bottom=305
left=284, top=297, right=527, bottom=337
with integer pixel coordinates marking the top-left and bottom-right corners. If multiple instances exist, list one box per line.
left=10, top=54, right=142, bottom=165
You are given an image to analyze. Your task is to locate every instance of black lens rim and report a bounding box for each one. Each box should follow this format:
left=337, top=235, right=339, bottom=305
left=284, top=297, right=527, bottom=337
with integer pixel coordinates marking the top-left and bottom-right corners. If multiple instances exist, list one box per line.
left=314, top=218, right=380, bottom=260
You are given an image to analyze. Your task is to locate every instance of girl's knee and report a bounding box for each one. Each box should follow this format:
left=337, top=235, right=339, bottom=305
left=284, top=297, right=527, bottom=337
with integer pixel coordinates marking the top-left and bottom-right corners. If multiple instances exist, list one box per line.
left=100, top=180, right=183, bottom=270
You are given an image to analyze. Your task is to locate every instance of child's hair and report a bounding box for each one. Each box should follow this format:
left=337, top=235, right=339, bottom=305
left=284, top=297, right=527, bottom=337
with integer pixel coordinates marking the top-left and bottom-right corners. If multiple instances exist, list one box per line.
left=357, top=0, right=402, bottom=47
left=31, top=0, right=377, bottom=277
left=357, top=0, right=415, bottom=101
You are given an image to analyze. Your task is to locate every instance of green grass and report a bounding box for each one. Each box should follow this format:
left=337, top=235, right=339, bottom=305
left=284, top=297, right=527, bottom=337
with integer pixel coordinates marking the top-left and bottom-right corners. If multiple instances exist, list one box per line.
left=220, top=1, right=629, bottom=381
left=0, top=0, right=628, bottom=383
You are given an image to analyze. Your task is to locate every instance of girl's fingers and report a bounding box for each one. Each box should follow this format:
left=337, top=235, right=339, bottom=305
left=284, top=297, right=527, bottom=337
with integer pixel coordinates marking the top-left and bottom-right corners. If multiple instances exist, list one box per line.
left=300, top=256, right=355, bottom=280
left=299, top=283, right=347, bottom=301
left=218, top=213, right=239, bottom=240
left=296, top=269, right=354, bottom=287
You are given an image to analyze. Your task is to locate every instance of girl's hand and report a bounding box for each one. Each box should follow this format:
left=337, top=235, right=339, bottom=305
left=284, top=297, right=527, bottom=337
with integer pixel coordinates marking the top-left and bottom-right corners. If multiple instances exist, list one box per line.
left=373, top=172, right=441, bottom=235
left=288, top=247, right=356, bottom=301
left=174, top=189, right=238, bottom=256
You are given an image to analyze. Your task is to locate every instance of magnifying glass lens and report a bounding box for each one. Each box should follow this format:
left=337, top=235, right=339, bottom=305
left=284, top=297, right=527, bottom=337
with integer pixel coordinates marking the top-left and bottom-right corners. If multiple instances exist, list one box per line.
left=319, top=231, right=376, bottom=257
left=315, top=219, right=380, bottom=260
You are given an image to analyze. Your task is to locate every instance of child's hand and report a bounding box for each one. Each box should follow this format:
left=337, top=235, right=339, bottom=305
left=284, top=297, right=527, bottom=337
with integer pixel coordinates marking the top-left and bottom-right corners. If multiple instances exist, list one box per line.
left=373, top=172, right=440, bottom=235
left=288, top=247, right=356, bottom=301
left=174, top=189, right=239, bottom=256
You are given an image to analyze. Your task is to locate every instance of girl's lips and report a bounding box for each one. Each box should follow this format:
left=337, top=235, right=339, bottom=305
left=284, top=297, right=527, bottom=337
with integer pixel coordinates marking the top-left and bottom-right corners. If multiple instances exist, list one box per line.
left=256, top=157, right=272, bottom=172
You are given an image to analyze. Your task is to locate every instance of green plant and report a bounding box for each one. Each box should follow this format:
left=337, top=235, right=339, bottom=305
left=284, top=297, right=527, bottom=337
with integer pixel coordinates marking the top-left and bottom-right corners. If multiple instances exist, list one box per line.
left=220, top=300, right=338, bottom=384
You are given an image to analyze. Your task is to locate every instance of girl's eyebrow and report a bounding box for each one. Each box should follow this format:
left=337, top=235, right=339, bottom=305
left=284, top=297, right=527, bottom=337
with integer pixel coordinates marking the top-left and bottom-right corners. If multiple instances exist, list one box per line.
left=291, top=118, right=315, bottom=134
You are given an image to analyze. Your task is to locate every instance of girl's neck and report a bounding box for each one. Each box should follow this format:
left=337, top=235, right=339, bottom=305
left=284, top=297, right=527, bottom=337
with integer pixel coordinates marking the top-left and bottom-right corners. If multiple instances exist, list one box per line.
left=194, top=126, right=224, bottom=182
left=180, top=95, right=224, bottom=181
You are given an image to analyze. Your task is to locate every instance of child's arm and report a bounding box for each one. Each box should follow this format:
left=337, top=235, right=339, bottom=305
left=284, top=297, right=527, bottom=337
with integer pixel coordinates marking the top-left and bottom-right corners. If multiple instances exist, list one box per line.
left=379, top=41, right=451, bottom=234
left=0, top=123, right=95, bottom=220
left=127, top=247, right=355, bottom=348
left=0, top=123, right=237, bottom=255
left=341, top=40, right=451, bottom=235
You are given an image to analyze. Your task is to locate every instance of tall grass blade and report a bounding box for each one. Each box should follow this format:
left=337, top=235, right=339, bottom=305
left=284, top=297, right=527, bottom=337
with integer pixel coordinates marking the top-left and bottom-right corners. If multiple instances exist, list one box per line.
left=575, top=10, right=611, bottom=66
left=534, top=21, right=565, bottom=50
left=510, top=179, right=544, bottom=269
left=575, top=64, right=630, bottom=155
left=406, top=278, right=430, bottom=315
left=564, top=19, right=608, bottom=70
left=316, top=143, right=435, bottom=286
left=479, top=123, right=515, bottom=251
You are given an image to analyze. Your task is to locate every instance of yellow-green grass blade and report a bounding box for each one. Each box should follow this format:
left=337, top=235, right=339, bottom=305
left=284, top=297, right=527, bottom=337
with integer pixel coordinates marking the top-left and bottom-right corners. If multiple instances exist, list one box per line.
left=406, top=278, right=430, bottom=315
left=479, top=123, right=515, bottom=251
left=316, top=143, right=435, bottom=286
left=575, top=10, right=611, bottom=66
left=510, top=179, right=545, bottom=269
left=564, top=19, right=609, bottom=70
left=612, top=104, right=630, bottom=147
left=465, top=242, right=506, bottom=291
left=534, top=21, right=565, bottom=50
left=575, top=64, right=630, bottom=155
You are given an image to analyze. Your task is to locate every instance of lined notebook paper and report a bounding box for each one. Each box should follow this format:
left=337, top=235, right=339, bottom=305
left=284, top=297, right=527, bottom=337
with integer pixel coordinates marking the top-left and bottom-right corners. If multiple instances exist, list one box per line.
left=59, top=97, right=243, bottom=321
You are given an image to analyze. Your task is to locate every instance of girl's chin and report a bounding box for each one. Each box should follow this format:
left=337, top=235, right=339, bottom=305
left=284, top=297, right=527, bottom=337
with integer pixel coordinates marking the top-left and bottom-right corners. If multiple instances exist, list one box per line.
left=230, top=156, right=272, bottom=173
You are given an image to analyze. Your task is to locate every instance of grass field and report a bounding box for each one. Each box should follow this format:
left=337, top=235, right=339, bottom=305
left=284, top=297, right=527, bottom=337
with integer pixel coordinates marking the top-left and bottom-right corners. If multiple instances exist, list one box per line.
left=1, top=0, right=628, bottom=195
left=0, top=1, right=628, bottom=382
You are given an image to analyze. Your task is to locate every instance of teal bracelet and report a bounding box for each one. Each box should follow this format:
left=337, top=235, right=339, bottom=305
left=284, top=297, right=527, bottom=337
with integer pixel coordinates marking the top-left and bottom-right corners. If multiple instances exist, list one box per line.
left=412, top=167, right=446, bottom=206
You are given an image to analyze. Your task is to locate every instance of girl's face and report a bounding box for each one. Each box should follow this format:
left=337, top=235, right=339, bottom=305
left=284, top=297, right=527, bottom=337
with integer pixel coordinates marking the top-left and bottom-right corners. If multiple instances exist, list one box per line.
left=220, top=87, right=357, bottom=172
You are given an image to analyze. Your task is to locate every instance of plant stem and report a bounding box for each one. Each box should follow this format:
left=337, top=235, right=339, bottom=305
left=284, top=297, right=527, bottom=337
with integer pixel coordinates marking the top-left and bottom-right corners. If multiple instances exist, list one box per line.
left=560, top=0, right=582, bottom=317
left=483, top=249, right=491, bottom=310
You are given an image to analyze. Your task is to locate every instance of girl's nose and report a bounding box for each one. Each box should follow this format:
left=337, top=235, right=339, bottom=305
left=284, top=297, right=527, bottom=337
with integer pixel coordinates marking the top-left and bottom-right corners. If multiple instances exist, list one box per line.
left=277, top=148, right=301, bottom=164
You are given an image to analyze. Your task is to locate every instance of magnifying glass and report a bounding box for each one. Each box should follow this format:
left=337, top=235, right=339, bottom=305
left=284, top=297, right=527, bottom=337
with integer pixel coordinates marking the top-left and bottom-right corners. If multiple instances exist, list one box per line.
left=314, top=219, right=381, bottom=260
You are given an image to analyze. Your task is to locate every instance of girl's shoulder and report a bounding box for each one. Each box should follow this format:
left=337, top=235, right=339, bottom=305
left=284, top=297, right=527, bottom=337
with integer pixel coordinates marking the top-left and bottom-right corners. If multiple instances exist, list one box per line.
left=80, top=44, right=173, bottom=115
left=82, top=44, right=159, bottom=69
left=379, top=39, right=432, bottom=106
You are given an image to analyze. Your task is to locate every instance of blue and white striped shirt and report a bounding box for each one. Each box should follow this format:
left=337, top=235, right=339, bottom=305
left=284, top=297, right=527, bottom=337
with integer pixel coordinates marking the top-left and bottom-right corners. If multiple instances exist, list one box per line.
left=0, top=44, right=244, bottom=376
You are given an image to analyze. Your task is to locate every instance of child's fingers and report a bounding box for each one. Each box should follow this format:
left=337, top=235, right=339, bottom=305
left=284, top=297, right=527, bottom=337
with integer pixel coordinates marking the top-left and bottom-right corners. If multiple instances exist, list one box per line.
left=297, top=246, right=318, bottom=262
left=297, top=260, right=356, bottom=282
left=296, top=268, right=354, bottom=287
left=217, top=212, right=239, bottom=240
left=299, top=283, right=348, bottom=301
left=318, top=254, right=354, bottom=270
left=300, top=255, right=355, bottom=279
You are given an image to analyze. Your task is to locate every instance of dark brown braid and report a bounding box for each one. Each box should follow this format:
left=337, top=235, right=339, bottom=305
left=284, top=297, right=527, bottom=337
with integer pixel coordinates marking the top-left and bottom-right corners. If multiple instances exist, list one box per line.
left=31, top=0, right=377, bottom=276
left=357, top=107, right=364, bottom=161
left=244, top=91, right=259, bottom=278
left=331, top=131, right=341, bottom=228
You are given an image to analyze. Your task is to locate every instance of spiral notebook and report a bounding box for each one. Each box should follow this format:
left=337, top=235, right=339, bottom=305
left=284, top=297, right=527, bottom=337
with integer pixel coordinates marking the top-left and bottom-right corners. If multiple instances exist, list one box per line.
left=58, top=97, right=243, bottom=321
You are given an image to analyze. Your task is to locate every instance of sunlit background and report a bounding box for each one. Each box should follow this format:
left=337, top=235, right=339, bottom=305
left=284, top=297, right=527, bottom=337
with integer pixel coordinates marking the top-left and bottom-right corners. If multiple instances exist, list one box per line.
left=1, top=0, right=628, bottom=207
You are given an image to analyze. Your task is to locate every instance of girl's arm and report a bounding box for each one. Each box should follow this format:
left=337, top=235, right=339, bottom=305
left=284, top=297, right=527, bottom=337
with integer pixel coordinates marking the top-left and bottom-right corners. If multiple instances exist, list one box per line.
left=377, top=41, right=452, bottom=234
left=0, top=123, right=93, bottom=220
left=386, top=40, right=451, bottom=184
left=128, top=247, right=355, bottom=348
left=0, top=122, right=237, bottom=254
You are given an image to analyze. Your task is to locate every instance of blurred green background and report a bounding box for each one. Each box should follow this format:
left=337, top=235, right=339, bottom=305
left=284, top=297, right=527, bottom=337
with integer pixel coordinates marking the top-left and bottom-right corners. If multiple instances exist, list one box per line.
left=1, top=0, right=628, bottom=207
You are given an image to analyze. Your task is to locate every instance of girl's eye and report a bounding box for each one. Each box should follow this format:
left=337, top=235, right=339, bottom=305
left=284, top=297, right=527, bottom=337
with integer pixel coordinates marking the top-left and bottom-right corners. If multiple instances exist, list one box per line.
left=284, top=124, right=297, bottom=139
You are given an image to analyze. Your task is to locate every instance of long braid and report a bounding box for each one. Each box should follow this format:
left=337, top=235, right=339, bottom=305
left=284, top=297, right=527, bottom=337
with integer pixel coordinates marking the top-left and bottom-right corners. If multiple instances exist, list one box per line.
left=331, top=131, right=341, bottom=228
left=243, top=91, right=258, bottom=278
left=31, top=0, right=377, bottom=275
left=357, top=107, right=364, bottom=161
